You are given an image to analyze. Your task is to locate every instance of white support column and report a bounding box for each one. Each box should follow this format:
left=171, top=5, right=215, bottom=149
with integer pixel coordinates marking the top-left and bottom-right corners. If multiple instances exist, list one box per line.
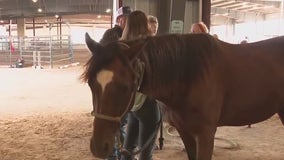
left=112, top=0, right=120, bottom=27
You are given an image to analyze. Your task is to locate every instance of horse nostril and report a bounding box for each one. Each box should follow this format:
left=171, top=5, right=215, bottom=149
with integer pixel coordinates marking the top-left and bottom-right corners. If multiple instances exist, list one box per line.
left=90, top=136, right=113, bottom=158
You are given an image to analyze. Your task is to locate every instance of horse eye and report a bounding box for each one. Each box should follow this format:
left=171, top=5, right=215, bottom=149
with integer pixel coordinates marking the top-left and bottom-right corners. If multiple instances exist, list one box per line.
left=92, top=86, right=101, bottom=113
left=93, top=95, right=99, bottom=112
left=87, top=80, right=93, bottom=87
left=88, top=80, right=99, bottom=90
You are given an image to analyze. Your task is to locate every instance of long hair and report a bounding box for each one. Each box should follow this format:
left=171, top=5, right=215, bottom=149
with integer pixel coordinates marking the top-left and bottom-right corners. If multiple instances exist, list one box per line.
left=121, top=10, right=151, bottom=40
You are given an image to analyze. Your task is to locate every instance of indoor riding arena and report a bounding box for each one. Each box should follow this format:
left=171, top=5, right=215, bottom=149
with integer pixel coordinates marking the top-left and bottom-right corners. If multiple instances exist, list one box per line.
left=1, top=0, right=284, bottom=160
left=1, top=50, right=284, bottom=160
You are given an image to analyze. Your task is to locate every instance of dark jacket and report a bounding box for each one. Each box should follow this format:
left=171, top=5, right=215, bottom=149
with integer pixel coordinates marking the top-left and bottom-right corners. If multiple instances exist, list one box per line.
left=99, top=25, right=123, bottom=45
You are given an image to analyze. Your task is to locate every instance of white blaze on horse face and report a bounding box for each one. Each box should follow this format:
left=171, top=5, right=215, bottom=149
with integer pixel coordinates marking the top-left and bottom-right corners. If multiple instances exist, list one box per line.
left=96, top=70, right=114, bottom=94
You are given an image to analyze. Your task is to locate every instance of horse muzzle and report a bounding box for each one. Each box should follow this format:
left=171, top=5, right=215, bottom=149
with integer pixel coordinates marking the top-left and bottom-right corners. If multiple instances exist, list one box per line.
left=90, top=136, right=115, bottom=159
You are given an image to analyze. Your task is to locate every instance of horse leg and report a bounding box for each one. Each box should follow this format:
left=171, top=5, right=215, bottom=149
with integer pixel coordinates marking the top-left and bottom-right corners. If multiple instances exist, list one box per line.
left=195, top=126, right=217, bottom=160
left=278, top=107, right=284, bottom=125
left=176, top=126, right=216, bottom=160
left=176, top=128, right=197, bottom=160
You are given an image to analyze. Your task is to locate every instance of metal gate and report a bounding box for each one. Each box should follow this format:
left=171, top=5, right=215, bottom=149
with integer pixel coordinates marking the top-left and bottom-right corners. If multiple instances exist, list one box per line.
left=0, top=35, right=73, bottom=68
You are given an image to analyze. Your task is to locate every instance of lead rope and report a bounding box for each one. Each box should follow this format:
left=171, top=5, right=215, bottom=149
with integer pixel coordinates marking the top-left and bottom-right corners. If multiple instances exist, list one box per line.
left=158, top=111, right=164, bottom=150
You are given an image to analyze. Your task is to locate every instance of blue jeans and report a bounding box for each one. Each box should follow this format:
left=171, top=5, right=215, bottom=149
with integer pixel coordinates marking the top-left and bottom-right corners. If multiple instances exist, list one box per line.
left=121, top=97, right=160, bottom=160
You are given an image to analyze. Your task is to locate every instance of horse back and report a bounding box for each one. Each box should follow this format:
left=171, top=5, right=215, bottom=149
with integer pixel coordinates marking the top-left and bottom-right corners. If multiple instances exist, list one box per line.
left=215, top=36, right=284, bottom=126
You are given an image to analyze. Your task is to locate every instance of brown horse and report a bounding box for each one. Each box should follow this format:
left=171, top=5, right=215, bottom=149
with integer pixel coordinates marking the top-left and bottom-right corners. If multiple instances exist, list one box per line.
left=81, top=33, right=284, bottom=160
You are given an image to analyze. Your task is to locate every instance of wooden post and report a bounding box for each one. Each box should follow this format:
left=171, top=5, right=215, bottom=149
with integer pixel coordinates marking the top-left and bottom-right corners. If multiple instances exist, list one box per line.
left=201, top=0, right=211, bottom=30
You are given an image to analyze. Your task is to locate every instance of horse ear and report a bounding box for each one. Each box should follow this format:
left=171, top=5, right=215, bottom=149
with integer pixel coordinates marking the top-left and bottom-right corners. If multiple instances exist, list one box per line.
left=85, top=32, right=102, bottom=55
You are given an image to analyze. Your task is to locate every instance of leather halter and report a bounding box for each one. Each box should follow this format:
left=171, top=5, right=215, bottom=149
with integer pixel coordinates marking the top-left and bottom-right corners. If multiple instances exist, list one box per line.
left=92, top=90, right=136, bottom=123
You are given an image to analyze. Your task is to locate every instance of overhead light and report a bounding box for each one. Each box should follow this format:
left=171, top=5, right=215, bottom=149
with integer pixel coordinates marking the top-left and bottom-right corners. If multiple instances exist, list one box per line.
left=32, top=0, right=38, bottom=2
left=55, top=14, right=59, bottom=18
left=37, top=8, right=42, bottom=13
left=97, top=15, right=102, bottom=18
left=0, top=20, right=4, bottom=23
left=106, top=8, right=111, bottom=13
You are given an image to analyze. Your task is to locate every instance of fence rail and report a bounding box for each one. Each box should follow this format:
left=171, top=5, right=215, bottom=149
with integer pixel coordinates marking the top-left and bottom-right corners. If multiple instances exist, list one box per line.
left=0, top=35, right=73, bottom=68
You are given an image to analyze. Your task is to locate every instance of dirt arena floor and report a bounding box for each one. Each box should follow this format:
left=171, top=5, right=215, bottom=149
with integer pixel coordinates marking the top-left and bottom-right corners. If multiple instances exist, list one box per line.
left=1, top=50, right=284, bottom=160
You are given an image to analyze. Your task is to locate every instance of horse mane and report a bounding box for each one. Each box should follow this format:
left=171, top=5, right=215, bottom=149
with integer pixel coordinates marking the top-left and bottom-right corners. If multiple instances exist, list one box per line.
left=133, top=33, right=216, bottom=90
left=81, top=33, right=217, bottom=89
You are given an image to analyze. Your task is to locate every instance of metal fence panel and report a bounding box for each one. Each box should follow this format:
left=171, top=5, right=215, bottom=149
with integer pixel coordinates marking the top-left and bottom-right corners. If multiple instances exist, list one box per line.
left=0, top=35, right=73, bottom=68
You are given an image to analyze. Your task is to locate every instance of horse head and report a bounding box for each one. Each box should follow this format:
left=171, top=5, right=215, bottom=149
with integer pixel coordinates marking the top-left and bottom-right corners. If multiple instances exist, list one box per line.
left=84, top=33, right=145, bottom=158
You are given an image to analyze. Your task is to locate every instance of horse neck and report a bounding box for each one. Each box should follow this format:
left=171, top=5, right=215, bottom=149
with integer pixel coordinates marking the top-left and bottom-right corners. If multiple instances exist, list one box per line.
left=137, top=48, right=172, bottom=103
